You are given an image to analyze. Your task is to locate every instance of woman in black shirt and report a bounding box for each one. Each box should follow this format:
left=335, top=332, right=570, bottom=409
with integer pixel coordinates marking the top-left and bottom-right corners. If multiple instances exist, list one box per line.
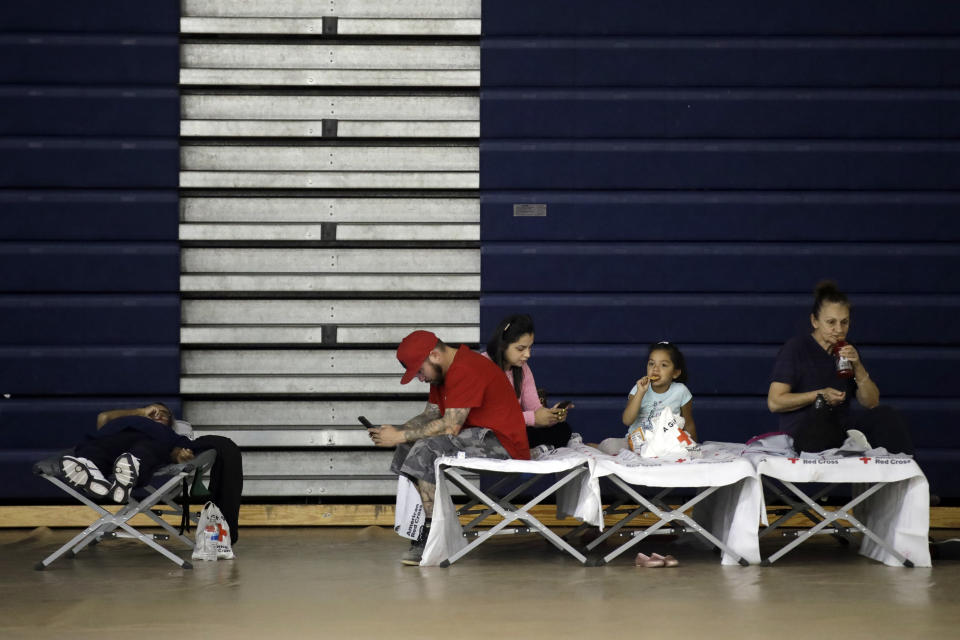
left=767, top=281, right=913, bottom=454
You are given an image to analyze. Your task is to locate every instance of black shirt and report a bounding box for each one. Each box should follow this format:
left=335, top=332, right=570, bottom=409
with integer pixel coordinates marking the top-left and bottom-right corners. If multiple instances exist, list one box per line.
left=770, top=334, right=858, bottom=434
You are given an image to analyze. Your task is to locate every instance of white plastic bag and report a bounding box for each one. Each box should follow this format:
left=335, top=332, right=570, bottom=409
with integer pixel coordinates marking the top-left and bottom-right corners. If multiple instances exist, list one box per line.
left=192, top=501, right=235, bottom=561
left=638, top=407, right=697, bottom=458
left=394, top=476, right=425, bottom=541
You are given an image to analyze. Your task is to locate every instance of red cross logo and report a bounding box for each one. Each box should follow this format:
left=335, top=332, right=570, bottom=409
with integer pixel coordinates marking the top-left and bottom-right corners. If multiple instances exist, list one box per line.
left=788, top=457, right=800, bottom=464
left=676, top=430, right=693, bottom=446
left=859, top=457, right=871, bottom=464
left=206, top=523, right=228, bottom=541
left=675, top=458, right=686, bottom=463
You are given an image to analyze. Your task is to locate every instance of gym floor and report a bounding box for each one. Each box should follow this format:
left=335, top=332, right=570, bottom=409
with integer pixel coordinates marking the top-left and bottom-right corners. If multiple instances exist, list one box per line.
left=3, top=526, right=959, bottom=639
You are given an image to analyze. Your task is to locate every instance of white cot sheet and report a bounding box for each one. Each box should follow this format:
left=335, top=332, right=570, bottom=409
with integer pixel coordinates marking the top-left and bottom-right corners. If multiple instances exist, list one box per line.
left=567, top=441, right=763, bottom=566
left=420, top=447, right=600, bottom=567
left=752, top=453, right=932, bottom=567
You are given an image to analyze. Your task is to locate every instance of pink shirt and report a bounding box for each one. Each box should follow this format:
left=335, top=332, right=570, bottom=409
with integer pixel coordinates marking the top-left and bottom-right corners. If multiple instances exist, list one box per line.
left=481, top=351, right=542, bottom=426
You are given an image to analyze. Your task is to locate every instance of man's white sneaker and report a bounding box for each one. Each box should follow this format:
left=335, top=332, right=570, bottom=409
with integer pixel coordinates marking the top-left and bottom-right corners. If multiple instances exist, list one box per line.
left=113, top=452, right=140, bottom=487
left=109, top=453, right=141, bottom=504
left=60, top=456, right=110, bottom=497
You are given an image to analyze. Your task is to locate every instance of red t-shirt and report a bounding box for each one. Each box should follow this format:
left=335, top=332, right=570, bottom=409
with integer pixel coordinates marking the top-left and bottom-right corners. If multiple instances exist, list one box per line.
left=428, top=345, right=530, bottom=460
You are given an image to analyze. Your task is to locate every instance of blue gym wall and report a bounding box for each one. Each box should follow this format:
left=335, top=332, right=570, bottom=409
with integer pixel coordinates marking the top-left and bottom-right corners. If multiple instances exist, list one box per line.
left=0, top=2, right=181, bottom=498
left=2, top=1, right=960, bottom=501
left=479, top=0, right=960, bottom=496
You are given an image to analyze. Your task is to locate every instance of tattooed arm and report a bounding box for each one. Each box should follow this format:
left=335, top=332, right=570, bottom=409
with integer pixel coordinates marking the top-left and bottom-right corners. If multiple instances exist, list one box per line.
left=398, top=403, right=441, bottom=431
left=370, top=406, right=470, bottom=447
left=400, top=408, right=469, bottom=443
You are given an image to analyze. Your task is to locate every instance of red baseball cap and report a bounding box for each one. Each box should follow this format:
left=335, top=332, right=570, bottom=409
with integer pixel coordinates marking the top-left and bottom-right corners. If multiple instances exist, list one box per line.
left=397, top=330, right=438, bottom=384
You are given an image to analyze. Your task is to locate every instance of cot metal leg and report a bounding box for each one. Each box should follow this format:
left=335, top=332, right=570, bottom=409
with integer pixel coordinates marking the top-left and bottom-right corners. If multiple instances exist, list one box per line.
left=143, top=488, right=196, bottom=548
left=584, top=488, right=672, bottom=551
left=69, top=502, right=143, bottom=557
left=833, top=502, right=914, bottom=567
left=35, top=470, right=198, bottom=570
left=563, top=494, right=638, bottom=542
left=36, top=520, right=108, bottom=570
left=116, top=521, right=192, bottom=569
left=763, top=480, right=898, bottom=565
left=440, top=467, right=589, bottom=566
left=128, top=474, right=197, bottom=547
left=68, top=475, right=185, bottom=557
left=455, top=475, right=514, bottom=517
left=35, top=451, right=217, bottom=570
left=599, top=477, right=747, bottom=566
left=512, top=470, right=590, bottom=561
left=460, top=475, right=542, bottom=533
left=34, top=477, right=114, bottom=569
left=563, top=493, right=632, bottom=542
left=446, top=473, right=515, bottom=532
left=153, top=478, right=203, bottom=531
left=142, top=506, right=194, bottom=547
left=761, top=479, right=857, bottom=545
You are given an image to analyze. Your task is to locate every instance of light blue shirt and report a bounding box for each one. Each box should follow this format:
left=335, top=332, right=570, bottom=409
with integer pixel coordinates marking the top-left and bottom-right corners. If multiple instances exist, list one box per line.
left=626, top=381, right=693, bottom=435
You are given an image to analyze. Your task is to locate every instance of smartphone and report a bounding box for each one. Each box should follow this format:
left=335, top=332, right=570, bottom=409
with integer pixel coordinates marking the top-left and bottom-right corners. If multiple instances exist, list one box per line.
left=358, top=416, right=375, bottom=429
left=556, top=401, right=572, bottom=409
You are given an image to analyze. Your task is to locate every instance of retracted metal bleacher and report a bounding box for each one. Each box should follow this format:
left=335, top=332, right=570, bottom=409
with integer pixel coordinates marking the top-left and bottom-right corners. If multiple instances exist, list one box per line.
left=177, top=0, right=481, bottom=500
left=1, top=0, right=484, bottom=505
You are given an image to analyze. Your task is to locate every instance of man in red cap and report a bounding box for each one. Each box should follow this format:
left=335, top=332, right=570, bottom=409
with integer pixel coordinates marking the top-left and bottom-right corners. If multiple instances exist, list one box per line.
left=369, top=330, right=529, bottom=565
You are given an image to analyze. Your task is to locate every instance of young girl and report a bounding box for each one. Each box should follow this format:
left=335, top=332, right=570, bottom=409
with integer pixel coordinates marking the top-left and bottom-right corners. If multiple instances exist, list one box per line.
left=599, top=341, right=697, bottom=454
left=484, top=314, right=573, bottom=449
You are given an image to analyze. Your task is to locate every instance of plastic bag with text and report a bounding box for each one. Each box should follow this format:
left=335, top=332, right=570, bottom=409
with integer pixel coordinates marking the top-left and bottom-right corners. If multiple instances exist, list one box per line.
left=192, top=501, right=236, bottom=561
left=394, top=476, right=425, bottom=541
left=638, top=407, right=698, bottom=458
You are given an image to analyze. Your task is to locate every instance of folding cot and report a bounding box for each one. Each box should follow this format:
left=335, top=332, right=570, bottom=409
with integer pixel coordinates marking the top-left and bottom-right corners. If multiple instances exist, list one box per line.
left=419, top=448, right=602, bottom=567
left=32, top=448, right=218, bottom=570
left=566, top=441, right=762, bottom=566
left=746, top=449, right=931, bottom=567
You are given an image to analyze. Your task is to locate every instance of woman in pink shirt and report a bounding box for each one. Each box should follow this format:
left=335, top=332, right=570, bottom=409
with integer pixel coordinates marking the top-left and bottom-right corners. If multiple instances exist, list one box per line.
left=483, top=314, right=573, bottom=448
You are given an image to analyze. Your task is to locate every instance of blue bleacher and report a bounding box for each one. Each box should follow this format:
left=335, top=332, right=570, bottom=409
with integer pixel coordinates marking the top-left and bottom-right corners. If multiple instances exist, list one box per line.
left=0, top=2, right=180, bottom=499
left=481, top=0, right=960, bottom=498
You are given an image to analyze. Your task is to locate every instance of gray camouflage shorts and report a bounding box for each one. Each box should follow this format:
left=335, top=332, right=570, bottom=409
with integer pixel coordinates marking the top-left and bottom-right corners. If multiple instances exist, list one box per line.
left=390, top=427, right=509, bottom=485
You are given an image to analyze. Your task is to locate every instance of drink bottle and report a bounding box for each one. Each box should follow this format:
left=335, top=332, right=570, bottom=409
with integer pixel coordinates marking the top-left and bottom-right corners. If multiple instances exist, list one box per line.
left=833, top=340, right=854, bottom=378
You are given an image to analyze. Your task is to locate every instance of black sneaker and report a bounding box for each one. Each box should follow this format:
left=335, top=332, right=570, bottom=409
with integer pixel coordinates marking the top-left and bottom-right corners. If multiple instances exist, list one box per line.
left=401, top=522, right=431, bottom=566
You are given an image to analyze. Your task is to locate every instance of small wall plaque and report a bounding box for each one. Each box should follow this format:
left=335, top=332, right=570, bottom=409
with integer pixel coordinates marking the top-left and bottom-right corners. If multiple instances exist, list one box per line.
left=513, top=204, right=547, bottom=217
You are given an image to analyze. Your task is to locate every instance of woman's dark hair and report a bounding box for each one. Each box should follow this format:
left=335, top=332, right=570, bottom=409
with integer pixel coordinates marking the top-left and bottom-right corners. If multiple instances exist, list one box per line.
left=486, top=314, right=535, bottom=398
left=647, top=341, right=688, bottom=384
left=810, top=279, right=851, bottom=318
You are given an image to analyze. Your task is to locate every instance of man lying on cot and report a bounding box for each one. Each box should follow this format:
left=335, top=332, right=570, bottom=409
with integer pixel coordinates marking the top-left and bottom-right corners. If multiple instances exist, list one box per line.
left=60, top=403, right=195, bottom=504
left=369, top=330, right=529, bottom=565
